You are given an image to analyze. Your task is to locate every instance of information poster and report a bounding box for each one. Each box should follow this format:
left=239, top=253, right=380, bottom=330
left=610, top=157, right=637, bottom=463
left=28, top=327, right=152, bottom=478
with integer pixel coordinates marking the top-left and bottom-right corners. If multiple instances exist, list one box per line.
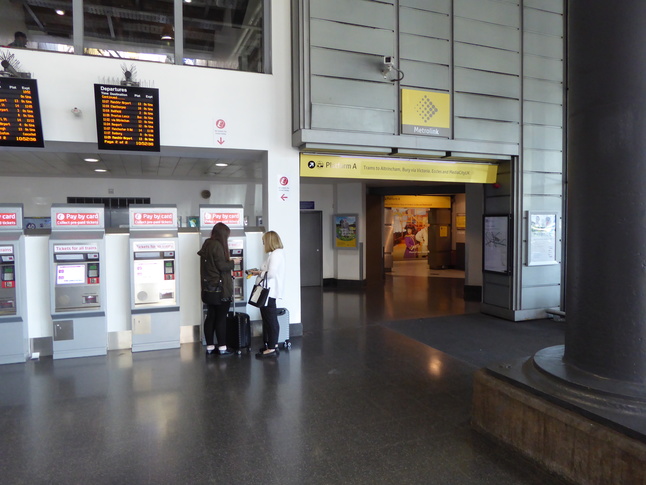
left=94, top=84, right=160, bottom=151
left=483, top=215, right=510, bottom=274
left=528, top=212, right=558, bottom=266
left=0, top=78, right=44, bottom=147
left=333, top=214, right=358, bottom=249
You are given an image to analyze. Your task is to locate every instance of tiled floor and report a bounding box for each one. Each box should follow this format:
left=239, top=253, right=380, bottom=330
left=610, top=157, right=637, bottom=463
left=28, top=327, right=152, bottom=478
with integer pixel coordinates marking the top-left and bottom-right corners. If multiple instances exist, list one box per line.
left=0, top=274, right=568, bottom=484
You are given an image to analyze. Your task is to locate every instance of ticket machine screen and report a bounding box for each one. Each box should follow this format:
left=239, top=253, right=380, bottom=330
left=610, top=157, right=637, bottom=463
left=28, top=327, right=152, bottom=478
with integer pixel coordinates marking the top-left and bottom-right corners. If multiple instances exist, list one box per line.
left=53, top=252, right=101, bottom=311
left=56, top=264, right=86, bottom=285
left=133, top=250, right=176, bottom=306
left=0, top=252, right=16, bottom=315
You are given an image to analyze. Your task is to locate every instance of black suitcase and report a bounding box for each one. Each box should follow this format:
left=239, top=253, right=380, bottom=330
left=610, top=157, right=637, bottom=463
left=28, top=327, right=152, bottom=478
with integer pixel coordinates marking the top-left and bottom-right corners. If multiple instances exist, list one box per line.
left=226, top=309, right=251, bottom=354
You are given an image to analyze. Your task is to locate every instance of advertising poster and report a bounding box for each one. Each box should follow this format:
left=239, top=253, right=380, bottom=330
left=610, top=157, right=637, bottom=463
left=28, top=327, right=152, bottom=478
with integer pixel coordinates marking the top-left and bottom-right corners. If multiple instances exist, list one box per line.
left=333, top=214, right=357, bottom=249
left=390, top=208, right=429, bottom=261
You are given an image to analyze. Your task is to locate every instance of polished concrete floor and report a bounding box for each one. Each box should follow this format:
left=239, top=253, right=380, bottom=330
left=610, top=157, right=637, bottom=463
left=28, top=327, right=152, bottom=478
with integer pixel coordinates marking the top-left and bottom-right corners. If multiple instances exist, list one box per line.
left=0, top=272, right=568, bottom=484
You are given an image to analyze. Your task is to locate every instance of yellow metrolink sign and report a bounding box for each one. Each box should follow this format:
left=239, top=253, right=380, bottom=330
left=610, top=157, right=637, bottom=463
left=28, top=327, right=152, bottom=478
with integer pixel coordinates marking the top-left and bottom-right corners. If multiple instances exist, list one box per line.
left=401, top=89, right=451, bottom=137
left=300, top=154, right=497, bottom=184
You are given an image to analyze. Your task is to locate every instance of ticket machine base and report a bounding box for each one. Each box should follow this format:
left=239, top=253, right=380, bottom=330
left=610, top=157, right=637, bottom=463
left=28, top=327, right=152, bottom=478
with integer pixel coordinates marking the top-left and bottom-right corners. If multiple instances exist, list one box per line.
left=131, top=308, right=180, bottom=353
left=52, top=313, right=107, bottom=360
left=0, top=317, right=28, bottom=364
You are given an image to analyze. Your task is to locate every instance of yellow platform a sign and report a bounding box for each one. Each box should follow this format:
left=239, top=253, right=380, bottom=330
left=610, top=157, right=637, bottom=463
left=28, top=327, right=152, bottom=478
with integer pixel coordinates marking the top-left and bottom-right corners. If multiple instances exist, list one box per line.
left=300, top=154, right=497, bottom=184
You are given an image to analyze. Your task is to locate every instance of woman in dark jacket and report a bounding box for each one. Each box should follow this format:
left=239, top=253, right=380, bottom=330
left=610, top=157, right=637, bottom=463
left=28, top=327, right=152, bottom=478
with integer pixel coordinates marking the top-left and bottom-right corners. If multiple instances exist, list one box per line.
left=198, top=222, right=234, bottom=355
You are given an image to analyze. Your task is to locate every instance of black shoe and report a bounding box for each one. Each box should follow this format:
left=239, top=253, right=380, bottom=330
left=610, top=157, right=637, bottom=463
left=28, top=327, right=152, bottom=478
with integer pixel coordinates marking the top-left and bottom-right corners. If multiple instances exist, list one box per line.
left=255, top=349, right=278, bottom=358
left=218, top=348, right=234, bottom=356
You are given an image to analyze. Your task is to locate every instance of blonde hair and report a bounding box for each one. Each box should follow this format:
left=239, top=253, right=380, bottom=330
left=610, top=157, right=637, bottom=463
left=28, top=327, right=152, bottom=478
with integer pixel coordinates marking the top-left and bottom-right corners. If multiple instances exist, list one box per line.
left=262, top=231, right=283, bottom=252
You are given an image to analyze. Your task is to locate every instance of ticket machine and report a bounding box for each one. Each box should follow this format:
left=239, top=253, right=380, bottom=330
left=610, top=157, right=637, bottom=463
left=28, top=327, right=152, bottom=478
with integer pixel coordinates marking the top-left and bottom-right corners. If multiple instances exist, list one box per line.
left=129, top=205, right=180, bottom=352
left=0, top=204, right=28, bottom=364
left=199, top=205, right=246, bottom=307
left=49, top=204, right=107, bottom=359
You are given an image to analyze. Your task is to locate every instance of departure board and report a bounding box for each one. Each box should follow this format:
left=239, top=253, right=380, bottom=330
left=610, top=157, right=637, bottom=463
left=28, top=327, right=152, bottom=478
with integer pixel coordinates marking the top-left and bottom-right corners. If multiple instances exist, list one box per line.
left=0, top=78, right=44, bottom=148
left=94, top=84, right=160, bottom=151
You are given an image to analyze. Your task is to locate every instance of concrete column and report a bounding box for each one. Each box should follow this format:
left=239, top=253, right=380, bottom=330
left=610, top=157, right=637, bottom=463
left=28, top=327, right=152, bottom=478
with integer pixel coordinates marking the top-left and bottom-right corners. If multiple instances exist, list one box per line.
left=565, top=0, right=646, bottom=383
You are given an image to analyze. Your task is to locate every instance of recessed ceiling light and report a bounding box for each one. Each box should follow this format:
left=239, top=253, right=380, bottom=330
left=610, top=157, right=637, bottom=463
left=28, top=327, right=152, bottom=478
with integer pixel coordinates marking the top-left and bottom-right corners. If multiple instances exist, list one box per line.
left=84, top=157, right=100, bottom=162
left=55, top=9, right=65, bottom=15
left=215, top=163, right=228, bottom=167
left=94, top=168, right=108, bottom=173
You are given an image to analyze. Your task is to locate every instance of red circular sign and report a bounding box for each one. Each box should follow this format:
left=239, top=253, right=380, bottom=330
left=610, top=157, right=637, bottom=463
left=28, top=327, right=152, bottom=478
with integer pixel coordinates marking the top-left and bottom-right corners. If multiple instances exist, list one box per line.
left=216, top=119, right=226, bottom=129
left=280, top=176, right=289, bottom=186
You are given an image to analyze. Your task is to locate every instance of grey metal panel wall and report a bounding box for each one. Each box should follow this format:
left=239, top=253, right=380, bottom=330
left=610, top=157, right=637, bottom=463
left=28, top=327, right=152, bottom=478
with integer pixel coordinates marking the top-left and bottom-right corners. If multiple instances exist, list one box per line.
left=294, top=0, right=566, bottom=318
left=455, top=0, right=521, bottom=27
left=400, top=0, right=451, bottom=14
left=448, top=0, right=521, bottom=153
left=454, top=43, right=520, bottom=76
left=400, top=34, right=450, bottom=65
left=399, top=4, right=451, bottom=93
left=454, top=18, right=520, bottom=52
left=310, top=19, right=393, bottom=55
left=454, top=94, right=521, bottom=122
left=311, top=105, right=396, bottom=134
left=520, top=2, right=564, bottom=311
left=307, top=1, right=396, bottom=134
left=399, top=61, right=450, bottom=90
left=455, top=68, right=520, bottom=99
left=483, top=157, right=512, bottom=309
left=311, top=77, right=396, bottom=110
left=399, top=8, right=451, bottom=38
left=310, top=0, right=394, bottom=29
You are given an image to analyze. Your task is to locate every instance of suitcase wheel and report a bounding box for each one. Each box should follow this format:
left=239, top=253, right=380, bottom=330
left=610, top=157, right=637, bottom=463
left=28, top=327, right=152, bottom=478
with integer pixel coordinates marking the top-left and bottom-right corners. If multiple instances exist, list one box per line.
left=282, top=339, right=291, bottom=349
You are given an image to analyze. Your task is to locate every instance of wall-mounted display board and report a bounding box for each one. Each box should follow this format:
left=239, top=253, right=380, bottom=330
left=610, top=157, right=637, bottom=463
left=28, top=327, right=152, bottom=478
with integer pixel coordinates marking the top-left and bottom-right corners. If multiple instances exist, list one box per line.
left=527, top=211, right=559, bottom=266
left=94, top=84, right=160, bottom=151
left=483, top=215, right=511, bottom=274
left=0, top=78, right=44, bottom=147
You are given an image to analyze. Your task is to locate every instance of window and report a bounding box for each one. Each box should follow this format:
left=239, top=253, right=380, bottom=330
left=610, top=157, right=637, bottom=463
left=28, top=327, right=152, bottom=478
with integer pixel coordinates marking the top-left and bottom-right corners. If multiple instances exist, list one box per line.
left=183, top=0, right=265, bottom=72
left=83, top=0, right=175, bottom=63
left=1, top=0, right=74, bottom=53
left=0, top=0, right=268, bottom=72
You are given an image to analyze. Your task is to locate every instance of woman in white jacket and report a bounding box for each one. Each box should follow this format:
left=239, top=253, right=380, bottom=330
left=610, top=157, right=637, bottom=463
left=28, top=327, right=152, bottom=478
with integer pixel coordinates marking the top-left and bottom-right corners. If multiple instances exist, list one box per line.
left=251, top=231, right=285, bottom=357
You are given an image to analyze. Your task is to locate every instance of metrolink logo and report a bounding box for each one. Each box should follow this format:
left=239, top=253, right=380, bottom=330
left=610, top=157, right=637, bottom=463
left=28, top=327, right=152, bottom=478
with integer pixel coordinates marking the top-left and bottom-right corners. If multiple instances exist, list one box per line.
left=307, top=160, right=357, bottom=170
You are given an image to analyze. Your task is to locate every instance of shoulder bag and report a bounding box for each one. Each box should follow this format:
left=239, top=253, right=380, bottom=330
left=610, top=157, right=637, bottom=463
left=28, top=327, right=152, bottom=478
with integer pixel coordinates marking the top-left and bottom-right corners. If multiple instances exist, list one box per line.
left=202, top=279, right=224, bottom=306
left=248, top=275, right=270, bottom=308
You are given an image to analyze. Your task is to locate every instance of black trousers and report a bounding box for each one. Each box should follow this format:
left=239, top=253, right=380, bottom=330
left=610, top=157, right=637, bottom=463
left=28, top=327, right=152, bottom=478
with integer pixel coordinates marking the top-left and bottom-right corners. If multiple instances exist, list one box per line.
left=204, top=302, right=229, bottom=347
left=260, top=297, right=280, bottom=349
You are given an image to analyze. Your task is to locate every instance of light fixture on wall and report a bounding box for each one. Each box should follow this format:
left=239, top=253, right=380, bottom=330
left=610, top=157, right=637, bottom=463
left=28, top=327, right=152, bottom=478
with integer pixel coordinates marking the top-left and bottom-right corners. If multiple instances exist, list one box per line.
left=161, top=24, right=174, bottom=41
left=381, top=56, right=404, bottom=83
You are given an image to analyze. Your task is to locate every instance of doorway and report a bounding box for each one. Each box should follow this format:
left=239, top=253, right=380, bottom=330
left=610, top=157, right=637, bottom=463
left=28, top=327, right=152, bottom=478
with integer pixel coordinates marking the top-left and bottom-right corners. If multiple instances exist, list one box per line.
left=300, top=211, right=323, bottom=286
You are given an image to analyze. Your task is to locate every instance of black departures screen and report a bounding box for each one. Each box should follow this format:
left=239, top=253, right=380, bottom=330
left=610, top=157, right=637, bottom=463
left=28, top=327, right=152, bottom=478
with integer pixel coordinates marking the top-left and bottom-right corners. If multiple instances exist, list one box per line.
left=94, top=84, right=160, bottom=151
left=0, top=78, right=44, bottom=148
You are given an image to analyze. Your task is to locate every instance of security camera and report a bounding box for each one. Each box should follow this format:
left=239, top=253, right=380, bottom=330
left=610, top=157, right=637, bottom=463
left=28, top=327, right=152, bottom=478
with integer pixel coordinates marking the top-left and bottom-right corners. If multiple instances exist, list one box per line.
left=383, top=56, right=394, bottom=66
